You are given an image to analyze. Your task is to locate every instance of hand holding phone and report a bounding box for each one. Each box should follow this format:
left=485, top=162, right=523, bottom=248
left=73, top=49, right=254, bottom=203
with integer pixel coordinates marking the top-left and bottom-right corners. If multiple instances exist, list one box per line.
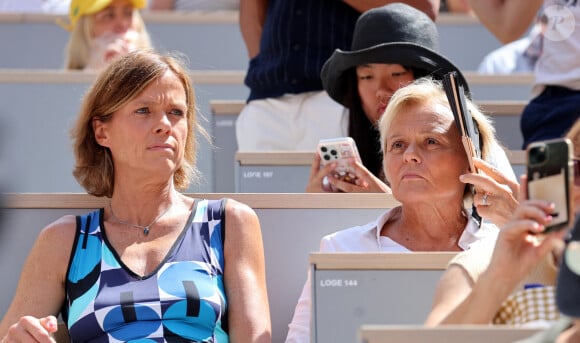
left=443, top=71, right=482, bottom=226
left=527, top=138, right=574, bottom=233
left=317, top=137, right=362, bottom=188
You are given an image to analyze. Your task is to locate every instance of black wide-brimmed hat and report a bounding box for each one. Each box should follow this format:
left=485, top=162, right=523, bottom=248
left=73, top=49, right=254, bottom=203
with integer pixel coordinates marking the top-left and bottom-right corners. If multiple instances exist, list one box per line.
left=321, top=3, right=469, bottom=107
left=556, top=213, right=580, bottom=317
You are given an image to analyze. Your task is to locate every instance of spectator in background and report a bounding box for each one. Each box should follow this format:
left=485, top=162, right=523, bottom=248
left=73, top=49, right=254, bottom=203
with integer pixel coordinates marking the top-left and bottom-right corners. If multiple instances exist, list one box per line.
left=468, top=0, right=580, bottom=148
left=148, top=0, right=238, bottom=11
left=59, top=0, right=152, bottom=71
left=305, top=3, right=516, bottom=193
left=236, top=0, right=439, bottom=151
left=477, top=14, right=547, bottom=74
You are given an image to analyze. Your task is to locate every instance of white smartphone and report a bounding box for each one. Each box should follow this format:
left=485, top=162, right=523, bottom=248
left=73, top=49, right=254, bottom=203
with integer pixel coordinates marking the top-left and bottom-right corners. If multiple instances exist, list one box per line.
left=317, top=137, right=362, bottom=186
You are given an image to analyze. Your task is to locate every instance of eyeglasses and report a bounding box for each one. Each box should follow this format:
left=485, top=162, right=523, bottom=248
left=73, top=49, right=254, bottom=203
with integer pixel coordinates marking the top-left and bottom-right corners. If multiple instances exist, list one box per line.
left=574, top=158, right=580, bottom=186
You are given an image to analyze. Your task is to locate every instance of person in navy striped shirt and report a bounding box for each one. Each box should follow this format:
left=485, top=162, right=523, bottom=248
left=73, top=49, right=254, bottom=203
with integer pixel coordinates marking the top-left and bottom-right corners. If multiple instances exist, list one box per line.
left=236, top=0, right=438, bottom=152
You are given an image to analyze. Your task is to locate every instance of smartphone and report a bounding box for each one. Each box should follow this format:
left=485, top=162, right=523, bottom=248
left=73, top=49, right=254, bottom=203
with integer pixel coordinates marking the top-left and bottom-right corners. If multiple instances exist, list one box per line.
left=526, top=138, right=574, bottom=233
left=443, top=71, right=481, bottom=174
left=317, top=137, right=362, bottom=185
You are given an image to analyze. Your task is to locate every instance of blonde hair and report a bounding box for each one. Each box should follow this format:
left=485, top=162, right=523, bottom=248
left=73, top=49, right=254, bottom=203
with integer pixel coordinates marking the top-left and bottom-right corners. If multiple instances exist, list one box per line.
left=379, top=77, right=498, bottom=162
left=64, top=9, right=151, bottom=70
left=378, top=77, right=501, bottom=207
left=71, top=49, right=208, bottom=197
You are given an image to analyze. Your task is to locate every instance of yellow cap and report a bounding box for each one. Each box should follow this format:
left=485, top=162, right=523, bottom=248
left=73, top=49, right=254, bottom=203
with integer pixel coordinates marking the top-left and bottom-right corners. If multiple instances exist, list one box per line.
left=58, top=0, right=146, bottom=31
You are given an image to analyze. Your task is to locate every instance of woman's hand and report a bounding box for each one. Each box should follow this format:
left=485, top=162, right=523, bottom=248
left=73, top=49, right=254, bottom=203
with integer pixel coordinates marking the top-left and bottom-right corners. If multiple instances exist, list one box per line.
left=326, top=159, right=392, bottom=193
left=85, top=31, right=139, bottom=71
left=306, top=153, right=391, bottom=193
left=485, top=203, right=567, bottom=288
left=426, top=175, right=567, bottom=326
left=460, top=157, right=519, bottom=226
left=305, top=153, right=333, bottom=192
left=3, top=315, right=58, bottom=343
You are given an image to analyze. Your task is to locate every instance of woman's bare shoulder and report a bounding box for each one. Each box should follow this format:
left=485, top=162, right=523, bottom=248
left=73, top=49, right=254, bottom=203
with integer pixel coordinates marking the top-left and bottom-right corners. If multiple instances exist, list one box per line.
left=34, top=214, right=80, bottom=260
left=223, top=198, right=258, bottom=222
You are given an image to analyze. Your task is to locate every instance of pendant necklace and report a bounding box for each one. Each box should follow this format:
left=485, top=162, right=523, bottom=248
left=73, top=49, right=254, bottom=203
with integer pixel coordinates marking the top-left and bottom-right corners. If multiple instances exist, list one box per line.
left=108, top=202, right=173, bottom=235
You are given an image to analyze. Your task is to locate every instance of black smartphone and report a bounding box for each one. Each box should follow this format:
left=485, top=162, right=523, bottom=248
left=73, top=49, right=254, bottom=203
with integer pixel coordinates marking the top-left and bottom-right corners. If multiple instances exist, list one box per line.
left=527, top=138, right=574, bottom=233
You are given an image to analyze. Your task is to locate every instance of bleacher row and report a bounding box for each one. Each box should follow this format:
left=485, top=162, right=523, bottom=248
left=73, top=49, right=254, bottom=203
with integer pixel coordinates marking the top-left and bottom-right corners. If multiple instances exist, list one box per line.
left=0, top=10, right=540, bottom=343
left=0, top=69, right=529, bottom=194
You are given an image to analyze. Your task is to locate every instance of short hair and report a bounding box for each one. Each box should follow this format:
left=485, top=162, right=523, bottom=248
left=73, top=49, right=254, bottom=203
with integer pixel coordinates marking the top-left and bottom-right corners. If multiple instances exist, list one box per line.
left=64, top=9, right=151, bottom=70
left=378, top=77, right=497, bottom=162
left=378, top=77, right=500, bottom=207
left=71, top=49, right=208, bottom=197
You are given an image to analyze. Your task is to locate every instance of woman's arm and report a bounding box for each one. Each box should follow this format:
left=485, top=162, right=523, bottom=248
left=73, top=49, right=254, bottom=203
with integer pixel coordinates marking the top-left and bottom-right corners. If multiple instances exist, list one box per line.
left=426, top=261, right=517, bottom=325
left=223, top=199, right=271, bottom=342
left=468, top=0, right=543, bottom=43
left=239, top=0, right=268, bottom=59
left=426, top=196, right=566, bottom=325
left=0, top=215, right=76, bottom=341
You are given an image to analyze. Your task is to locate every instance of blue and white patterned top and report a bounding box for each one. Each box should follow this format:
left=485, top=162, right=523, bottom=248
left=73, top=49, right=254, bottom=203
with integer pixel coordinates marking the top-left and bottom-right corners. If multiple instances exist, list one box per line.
left=62, top=199, right=229, bottom=342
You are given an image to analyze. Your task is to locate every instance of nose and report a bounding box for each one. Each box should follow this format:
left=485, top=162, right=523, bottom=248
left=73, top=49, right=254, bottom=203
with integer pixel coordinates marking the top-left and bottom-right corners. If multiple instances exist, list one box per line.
left=112, top=16, right=132, bottom=34
left=155, top=113, right=172, bottom=134
left=376, top=80, right=397, bottom=104
left=403, top=143, right=421, bottom=163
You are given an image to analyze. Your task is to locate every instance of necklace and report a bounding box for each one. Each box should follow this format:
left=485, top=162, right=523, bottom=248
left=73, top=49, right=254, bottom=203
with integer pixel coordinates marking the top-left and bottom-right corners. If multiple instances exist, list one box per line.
left=108, top=202, right=173, bottom=235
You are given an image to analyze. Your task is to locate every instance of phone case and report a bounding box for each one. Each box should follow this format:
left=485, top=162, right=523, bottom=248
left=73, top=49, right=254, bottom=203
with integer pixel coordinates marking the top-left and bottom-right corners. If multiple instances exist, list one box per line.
left=443, top=71, right=482, bottom=227
left=317, top=137, right=362, bottom=185
left=442, top=71, right=481, bottom=174
left=527, top=138, right=574, bottom=233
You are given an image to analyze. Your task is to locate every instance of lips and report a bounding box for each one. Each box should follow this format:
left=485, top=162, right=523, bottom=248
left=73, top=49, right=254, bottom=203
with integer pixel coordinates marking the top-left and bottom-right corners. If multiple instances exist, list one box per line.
left=148, top=143, right=174, bottom=151
left=401, top=173, right=424, bottom=180
left=378, top=105, right=387, bottom=116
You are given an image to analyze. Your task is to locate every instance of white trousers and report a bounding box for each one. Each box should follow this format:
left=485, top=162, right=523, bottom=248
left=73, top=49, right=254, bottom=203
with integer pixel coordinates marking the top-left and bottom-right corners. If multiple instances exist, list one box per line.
left=236, top=91, right=348, bottom=151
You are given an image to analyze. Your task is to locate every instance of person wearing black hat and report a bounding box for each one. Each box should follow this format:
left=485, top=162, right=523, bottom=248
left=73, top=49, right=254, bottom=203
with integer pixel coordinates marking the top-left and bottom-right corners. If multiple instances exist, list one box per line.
left=236, top=0, right=438, bottom=152
left=305, top=2, right=517, bottom=193
left=426, top=119, right=580, bottom=328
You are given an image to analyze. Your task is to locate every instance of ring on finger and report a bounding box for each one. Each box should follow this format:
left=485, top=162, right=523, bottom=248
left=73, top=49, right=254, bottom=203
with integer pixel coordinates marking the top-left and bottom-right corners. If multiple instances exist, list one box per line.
left=482, top=193, right=489, bottom=206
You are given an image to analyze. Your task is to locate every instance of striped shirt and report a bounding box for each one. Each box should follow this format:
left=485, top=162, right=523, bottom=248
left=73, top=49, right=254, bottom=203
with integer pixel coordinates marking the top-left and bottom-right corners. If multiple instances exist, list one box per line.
left=245, top=0, right=360, bottom=101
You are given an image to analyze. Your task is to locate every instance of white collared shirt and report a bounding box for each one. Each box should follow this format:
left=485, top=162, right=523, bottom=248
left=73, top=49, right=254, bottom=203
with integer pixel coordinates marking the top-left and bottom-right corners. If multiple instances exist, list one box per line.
left=285, top=207, right=499, bottom=343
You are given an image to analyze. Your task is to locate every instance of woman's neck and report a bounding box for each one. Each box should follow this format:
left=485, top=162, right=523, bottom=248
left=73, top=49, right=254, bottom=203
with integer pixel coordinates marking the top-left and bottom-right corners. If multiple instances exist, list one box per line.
left=381, top=206, right=468, bottom=251
left=109, top=181, right=180, bottom=221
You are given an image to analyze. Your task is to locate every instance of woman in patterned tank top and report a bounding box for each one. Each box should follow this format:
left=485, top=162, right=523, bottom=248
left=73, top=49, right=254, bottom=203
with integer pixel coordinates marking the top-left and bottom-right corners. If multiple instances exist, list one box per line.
left=0, top=50, right=271, bottom=343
